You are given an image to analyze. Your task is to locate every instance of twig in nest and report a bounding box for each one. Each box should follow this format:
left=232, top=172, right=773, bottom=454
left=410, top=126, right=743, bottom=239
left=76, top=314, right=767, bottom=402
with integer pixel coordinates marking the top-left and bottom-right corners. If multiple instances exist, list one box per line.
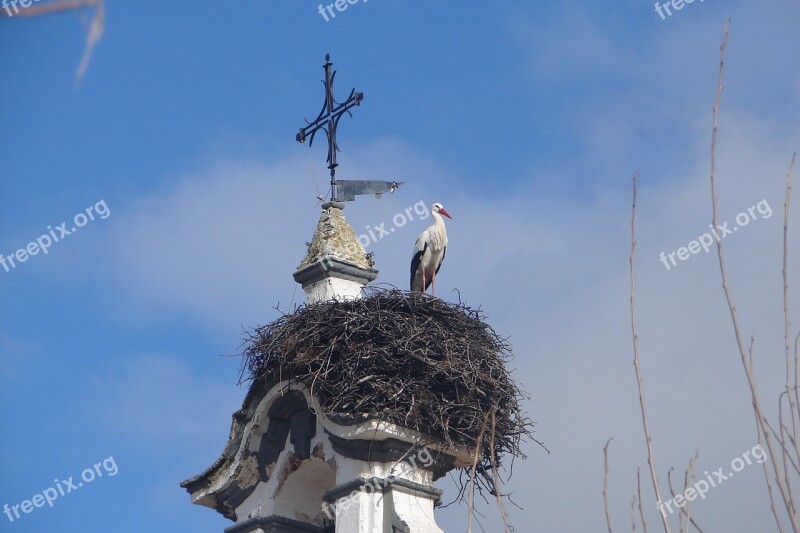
left=467, top=411, right=491, bottom=533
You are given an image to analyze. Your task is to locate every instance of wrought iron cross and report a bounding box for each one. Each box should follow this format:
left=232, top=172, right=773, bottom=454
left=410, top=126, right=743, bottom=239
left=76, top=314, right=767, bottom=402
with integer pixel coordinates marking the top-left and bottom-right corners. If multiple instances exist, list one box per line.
left=296, top=54, right=401, bottom=204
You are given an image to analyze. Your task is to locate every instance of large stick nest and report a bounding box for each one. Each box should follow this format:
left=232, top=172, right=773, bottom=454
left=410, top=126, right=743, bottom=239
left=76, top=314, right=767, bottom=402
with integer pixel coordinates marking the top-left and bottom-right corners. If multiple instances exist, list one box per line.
left=240, top=288, right=535, bottom=469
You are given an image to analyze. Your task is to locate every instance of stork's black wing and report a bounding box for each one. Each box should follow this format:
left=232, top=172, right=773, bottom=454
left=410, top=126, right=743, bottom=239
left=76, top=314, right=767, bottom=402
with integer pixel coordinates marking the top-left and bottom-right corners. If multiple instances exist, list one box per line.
left=434, top=246, right=446, bottom=275
left=410, top=241, right=427, bottom=290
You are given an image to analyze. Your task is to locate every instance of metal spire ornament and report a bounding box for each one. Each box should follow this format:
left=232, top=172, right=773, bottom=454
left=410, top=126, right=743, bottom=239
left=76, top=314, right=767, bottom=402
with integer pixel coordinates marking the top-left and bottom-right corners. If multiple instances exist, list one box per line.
left=296, top=54, right=401, bottom=205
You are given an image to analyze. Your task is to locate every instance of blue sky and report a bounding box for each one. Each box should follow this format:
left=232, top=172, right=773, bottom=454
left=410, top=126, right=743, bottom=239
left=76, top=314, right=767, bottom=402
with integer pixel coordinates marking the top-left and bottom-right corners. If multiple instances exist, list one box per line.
left=2, top=1, right=800, bottom=531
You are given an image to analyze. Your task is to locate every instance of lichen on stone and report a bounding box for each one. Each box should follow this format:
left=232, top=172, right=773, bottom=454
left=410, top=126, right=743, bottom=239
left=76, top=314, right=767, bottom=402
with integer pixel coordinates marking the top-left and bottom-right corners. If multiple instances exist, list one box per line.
left=298, top=206, right=373, bottom=269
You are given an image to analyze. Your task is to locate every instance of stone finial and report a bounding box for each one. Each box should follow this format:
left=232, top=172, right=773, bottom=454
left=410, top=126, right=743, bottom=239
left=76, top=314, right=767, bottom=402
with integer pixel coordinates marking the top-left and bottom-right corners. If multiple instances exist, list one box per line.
left=293, top=205, right=378, bottom=303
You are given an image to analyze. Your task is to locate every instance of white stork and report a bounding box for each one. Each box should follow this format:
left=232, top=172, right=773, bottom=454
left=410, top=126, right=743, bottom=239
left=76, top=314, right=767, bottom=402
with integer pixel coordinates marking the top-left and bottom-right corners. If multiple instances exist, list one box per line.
left=410, top=202, right=452, bottom=294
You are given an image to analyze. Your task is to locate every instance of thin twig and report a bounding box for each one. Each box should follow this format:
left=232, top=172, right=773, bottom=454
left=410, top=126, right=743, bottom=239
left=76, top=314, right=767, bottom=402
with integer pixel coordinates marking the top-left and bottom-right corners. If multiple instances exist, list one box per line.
left=630, top=170, right=671, bottom=533
left=777, top=388, right=800, bottom=495
left=796, top=331, right=800, bottom=429
left=666, top=468, right=680, bottom=532
left=467, top=411, right=491, bottom=533
left=604, top=438, right=614, bottom=533
left=490, top=410, right=511, bottom=532
left=638, top=468, right=649, bottom=533
left=684, top=451, right=700, bottom=533
left=663, top=468, right=704, bottom=533
left=765, top=410, right=800, bottom=475
left=782, top=154, right=800, bottom=469
left=750, top=339, right=786, bottom=533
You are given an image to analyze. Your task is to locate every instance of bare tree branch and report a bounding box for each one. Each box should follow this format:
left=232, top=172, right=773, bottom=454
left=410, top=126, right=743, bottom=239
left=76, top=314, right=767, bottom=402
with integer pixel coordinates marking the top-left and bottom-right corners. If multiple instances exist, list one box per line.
left=782, top=154, right=799, bottom=463
left=630, top=170, right=671, bottom=533
left=709, top=19, right=798, bottom=530
left=749, top=339, right=787, bottom=533
left=604, top=438, right=614, bottom=533
left=638, top=468, right=649, bottom=533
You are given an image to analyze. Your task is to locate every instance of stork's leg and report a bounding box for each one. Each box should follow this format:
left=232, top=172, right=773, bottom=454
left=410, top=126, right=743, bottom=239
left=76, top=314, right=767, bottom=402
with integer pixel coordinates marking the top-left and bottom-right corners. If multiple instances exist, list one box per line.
left=431, top=269, right=436, bottom=296
left=422, top=270, right=426, bottom=294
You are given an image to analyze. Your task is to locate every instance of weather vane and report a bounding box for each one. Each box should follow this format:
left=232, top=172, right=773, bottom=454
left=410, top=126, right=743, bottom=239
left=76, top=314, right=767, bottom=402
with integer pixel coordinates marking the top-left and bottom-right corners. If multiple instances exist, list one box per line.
left=296, top=53, right=401, bottom=204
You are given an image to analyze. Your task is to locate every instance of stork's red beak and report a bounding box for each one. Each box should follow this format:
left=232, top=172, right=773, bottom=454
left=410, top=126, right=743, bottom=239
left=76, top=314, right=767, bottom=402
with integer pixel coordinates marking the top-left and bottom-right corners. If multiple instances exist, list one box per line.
left=438, top=208, right=452, bottom=219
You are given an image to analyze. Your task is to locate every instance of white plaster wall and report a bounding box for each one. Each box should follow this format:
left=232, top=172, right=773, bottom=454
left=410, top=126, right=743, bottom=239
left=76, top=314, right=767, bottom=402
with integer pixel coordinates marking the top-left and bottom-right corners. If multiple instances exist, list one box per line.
left=392, top=487, right=443, bottom=533
left=273, top=460, right=336, bottom=523
left=331, top=488, right=443, bottom=533
left=303, top=276, right=364, bottom=304
left=334, top=456, right=433, bottom=486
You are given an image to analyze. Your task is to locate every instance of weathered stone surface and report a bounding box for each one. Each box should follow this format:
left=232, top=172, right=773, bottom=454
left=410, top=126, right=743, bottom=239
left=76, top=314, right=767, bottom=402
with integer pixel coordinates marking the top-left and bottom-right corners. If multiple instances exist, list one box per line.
left=297, top=206, right=373, bottom=270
